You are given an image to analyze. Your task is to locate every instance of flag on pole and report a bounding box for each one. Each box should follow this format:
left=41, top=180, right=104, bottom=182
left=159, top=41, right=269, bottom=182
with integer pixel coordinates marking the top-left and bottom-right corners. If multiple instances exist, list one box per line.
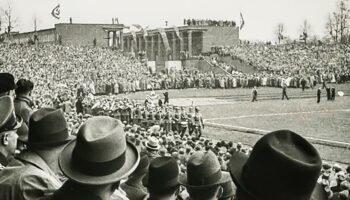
left=51, top=4, right=60, bottom=20
left=158, top=28, right=171, bottom=53
left=240, top=12, right=245, bottom=30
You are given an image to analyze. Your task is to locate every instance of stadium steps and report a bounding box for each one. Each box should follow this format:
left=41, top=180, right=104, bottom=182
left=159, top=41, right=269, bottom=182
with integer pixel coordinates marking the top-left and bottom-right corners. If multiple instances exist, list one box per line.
left=219, top=55, right=257, bottom=74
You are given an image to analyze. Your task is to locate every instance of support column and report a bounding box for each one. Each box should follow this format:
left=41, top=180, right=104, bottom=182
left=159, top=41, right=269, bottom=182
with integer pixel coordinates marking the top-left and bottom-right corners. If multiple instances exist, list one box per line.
left=131, top=37, right=135, bottom=53
left=144, top=36, right=148, bottom=53
left=107, top=31, right=110, bottom=47
left=172, top=32, right=176, bottom=60
left=151, top=35, right=155, bottom=60
left=157, top=34, right=162, bottom=61
left=112, top=31, right=117, bottom=48
left=120, top=31, right=124, bottom=50
left=180, top=32, right=184, bottom=52
left=127, top=36, right=130, bottom=51
left=188, top=30, right=192, bottom=57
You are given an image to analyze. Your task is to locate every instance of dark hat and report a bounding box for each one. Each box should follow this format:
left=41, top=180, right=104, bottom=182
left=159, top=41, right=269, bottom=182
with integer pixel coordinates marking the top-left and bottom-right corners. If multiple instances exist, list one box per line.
left=59, top=116, right=140, bottom=185
left=28, top=108, right=73, bottom=147
left=0, top=96, right=22, bottom=133
left=0, top=73, right=16, bottom=93
left=219, top=172, right=235, bottom=200
left=143, top=157, right=179, bottom=193
left=228, top=130, right=327, bottom=200
left=130, top=153, right=150, bottom=177
left=179, top=150, right=230, bottom=188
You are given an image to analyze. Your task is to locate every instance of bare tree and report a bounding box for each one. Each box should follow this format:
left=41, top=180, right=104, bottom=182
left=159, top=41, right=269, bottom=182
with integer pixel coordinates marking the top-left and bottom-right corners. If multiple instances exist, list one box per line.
left=3, top=1, right=17, bottom=35
left=274, top=23, right=285, bottom=44
left=300, top=19, right=311, bottom=44
left=326, top=0, right=350, bottom=43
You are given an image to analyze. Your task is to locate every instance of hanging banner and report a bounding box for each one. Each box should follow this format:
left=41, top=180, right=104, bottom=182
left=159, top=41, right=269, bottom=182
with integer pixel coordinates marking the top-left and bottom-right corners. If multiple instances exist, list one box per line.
left=158, top=28, right=171, bottom=52
left=173, top=26, right=183, bottom=41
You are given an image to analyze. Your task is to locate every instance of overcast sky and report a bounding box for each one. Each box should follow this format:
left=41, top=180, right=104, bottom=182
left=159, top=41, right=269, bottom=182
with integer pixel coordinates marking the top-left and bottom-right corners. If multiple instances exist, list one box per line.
left=0, top=0, right=337, bottom=41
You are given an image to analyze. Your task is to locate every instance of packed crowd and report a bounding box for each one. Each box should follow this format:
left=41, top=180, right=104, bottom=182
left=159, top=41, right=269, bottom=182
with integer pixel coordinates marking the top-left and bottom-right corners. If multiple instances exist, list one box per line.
left=184, top=19, right=236, bottom=27
left=0, top=72, right=349, bottom=200
left=229, top=43, right=350, bottom=84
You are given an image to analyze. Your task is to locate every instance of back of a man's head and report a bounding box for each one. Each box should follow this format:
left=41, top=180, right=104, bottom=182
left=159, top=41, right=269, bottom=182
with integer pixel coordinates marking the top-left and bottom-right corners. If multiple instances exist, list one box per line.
left=15, top=79, right=34, bottom=96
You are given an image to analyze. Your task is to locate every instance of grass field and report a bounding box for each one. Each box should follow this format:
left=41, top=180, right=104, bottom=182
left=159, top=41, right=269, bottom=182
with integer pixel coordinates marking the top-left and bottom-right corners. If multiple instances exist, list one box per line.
left=124, top=83, right=350, bottom=163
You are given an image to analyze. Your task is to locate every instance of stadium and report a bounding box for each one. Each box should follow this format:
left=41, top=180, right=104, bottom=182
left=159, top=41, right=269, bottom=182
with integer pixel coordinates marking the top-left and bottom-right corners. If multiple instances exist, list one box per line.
left=0, top=0, right=349, bottom=199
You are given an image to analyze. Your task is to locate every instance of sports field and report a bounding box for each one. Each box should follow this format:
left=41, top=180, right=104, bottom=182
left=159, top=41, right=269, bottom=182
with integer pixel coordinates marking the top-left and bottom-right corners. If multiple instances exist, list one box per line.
left=125, top=84, right=350, bottom=163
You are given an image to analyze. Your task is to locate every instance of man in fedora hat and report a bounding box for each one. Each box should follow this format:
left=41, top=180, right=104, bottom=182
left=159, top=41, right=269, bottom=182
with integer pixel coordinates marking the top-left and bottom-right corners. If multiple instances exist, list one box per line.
left=0, top=73, right=16, bottom=97
left=0, top=96, right=22, bottom=169
left=145, top=136, right=160, bottom=161
left=51, top=116, right=140, bottom=200
left=120, top=154, right=150, bottom=200
left=143, top=157, right=180, bottom=200
left=179, top=150, right=231, bottom=200
left=228, top=130, right=328, bottom=200
left=0, top=108, right=74, bottom=200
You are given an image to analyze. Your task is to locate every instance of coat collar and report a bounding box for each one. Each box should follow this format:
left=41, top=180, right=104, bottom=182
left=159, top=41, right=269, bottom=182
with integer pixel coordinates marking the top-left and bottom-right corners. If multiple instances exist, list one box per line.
left=16, top=150, right=59, bottom=180
left=15, top=95, right=34, bottom=107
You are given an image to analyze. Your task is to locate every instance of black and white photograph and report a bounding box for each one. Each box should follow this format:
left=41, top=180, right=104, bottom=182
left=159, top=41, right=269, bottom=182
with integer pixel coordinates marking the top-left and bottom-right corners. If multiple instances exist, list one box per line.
left=0, top=0, right=349, bottom=199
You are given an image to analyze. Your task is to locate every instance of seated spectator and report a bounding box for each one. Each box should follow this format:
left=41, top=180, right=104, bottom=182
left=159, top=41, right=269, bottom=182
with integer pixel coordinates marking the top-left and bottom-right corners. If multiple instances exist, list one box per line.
left=143, top=156, right=180, bottom=200
left=0, top=96, right=22, bottom=168
left=179, top=150, right=231, bottom=200
left=228, top=130, right=328, bottom=200
left=51, top=116, right=139, bottom=200
left=0, top=108, right=74, bottom=200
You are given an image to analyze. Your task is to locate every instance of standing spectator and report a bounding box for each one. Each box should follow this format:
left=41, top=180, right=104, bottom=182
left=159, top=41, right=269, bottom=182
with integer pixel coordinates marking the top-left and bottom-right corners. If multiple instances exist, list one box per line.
left=228, top=130, right=327, bottom=200
left=145, top=137, right=160, bottom=161
left=317, top=88, right=321, bottom=103
left=50, top=116, right=140, bottom=200
left=251, top=86, right=258, bottom=102
left=143, top=157, right=180, bottom=200
left=331, top=87, right=336, bottom=101
left=14, top=79, right=34, bottom=145
left=179, top=151, right=231, bottom=200
left=0, top=96, right=22, bottom=169
left=301, top=78, right=306, bottom=91
left=282, top=83, right=289, bottom=100
left=326, top=87, right=331, bottom=101
left=163, top=90, right=169, bottom=105
left=0, top=108, right=74, bottom=200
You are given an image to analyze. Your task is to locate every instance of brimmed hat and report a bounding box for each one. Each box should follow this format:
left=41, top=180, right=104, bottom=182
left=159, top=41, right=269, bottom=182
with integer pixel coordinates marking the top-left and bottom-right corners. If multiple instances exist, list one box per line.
left=228, top=130, right=327, bottom=200
left=28, top=108, right=74, bottom=147
left=0, top=73, right=16, bottom=93
left=219, top=172, right=235, bottom=200
left=145, top=137, right=160, bottom=151
left=0, top=96, right=22, bottom=133
left=179, top=150, right=230, bottom=188
left=143, top=157, right=179, bottom=193
left=59, top=116, right=140, bottom=185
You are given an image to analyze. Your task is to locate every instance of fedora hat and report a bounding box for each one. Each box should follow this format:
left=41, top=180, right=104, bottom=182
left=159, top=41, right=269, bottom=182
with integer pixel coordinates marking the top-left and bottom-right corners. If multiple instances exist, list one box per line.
left=59, top=116, right=140, bottom=185
left=0, top=73, right=16, bottom=93
left=179, top=150, right=230, bottom=188
left=219, top=172, right=235, bottom=200
left=28, top=108, right=73, bottom=147
left=145, top=136, right=160, bottom=151
left=228, top=130, right=327, bottom=200
left=143, top=157, right=179, bottom=193
left=0, top=96, right=22, bottom=133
